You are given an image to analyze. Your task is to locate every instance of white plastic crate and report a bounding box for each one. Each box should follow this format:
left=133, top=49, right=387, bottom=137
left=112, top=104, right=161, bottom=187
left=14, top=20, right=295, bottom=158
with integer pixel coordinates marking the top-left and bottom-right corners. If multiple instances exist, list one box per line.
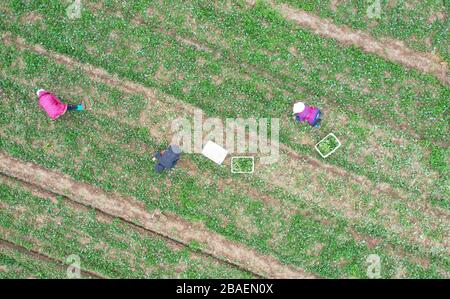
left=231, top=156, right=255, bottom=174
left=314, top=133, right=341, bottom=158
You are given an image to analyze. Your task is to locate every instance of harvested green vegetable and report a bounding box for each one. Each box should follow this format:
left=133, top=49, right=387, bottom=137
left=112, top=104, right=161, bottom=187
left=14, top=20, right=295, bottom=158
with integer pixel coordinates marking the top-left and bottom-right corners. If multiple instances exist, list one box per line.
left=231, top=157, right=254, bottom=173
left=316, top=133, right=340, bottom=157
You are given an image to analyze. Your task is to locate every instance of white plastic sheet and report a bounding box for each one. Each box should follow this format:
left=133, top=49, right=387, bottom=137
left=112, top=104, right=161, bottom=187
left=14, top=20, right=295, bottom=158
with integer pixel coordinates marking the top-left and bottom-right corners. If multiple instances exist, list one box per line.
left=201, top=141, right=228, bottom=165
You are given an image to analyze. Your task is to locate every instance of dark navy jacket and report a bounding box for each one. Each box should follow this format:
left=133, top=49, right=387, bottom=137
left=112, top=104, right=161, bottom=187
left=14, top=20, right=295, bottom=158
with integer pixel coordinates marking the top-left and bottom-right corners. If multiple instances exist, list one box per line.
left=155, top=147, right=180, bottom=169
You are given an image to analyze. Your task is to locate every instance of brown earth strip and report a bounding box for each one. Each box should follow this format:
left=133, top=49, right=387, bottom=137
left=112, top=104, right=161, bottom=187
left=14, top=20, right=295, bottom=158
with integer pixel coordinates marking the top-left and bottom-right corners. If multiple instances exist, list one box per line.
left=0, top=173, right=257, bottom=278
left=245, top=0, right=449, bottom=85
left=174, top=36, right=214, bottom=54
left=0, top=172, right=59, bottom=204
left=0, top=238, right=104, bottom=279
left=0, top=151, right=315, bottom=278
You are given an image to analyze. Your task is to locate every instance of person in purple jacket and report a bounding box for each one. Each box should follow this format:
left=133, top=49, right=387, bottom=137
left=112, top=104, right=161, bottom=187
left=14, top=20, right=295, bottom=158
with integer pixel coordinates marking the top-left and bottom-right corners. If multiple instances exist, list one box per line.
left=293, top=102, right=322, bottom=128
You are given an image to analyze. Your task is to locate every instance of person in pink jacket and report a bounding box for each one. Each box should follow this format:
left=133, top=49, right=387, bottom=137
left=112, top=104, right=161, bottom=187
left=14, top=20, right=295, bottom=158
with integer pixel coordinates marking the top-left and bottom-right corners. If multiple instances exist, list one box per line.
left=37, top=89, right=85, bottom=120
left=293, top=102, right=322, bottom=128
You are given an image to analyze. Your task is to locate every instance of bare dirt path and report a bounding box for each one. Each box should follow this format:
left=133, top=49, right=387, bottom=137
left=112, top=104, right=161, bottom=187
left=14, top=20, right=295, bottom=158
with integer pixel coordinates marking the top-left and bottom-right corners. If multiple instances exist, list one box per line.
left=0, top=152, right=315, bottom=278
left=244, top=0, right=449, bottom=86
left=0, top=173, right=257, bottom=278
left=0, top=238, right=105, bottom=279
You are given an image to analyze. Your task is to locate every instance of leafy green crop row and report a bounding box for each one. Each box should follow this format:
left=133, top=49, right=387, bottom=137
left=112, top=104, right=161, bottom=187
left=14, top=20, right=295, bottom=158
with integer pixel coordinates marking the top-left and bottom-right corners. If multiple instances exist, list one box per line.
left=275, top=0, right=449, bottom=64
left=0, top=0, right=446, bottom=203
left=0, top=42, right=447, bottom=278
left=0, top=181, right=254, bottom=278
left=0, top=246, right=67, bottom=279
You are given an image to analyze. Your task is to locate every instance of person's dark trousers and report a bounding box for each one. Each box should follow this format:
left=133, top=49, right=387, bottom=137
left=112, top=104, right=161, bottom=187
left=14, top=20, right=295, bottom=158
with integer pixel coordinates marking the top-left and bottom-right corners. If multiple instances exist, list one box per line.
left=313, top=110, right=322, bottom=128
left=153, top=149, right=179, bottom=173
left=155, top=163, right=165, bottom=173
left=67, top=104, right=83, bottom=111
left=154, top=152, right=165, bottom=173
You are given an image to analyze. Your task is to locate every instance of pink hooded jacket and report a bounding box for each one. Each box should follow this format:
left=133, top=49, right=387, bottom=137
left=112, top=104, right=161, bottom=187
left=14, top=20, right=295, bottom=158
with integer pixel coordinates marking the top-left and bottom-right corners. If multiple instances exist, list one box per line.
left=295, top=105, right=320, bottom=126
left=38, top=90, right=68, bottom=120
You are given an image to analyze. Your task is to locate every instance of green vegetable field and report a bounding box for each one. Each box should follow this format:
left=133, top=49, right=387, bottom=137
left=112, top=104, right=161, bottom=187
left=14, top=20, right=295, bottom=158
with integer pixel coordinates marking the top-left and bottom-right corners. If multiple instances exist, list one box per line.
left=0, top=0, right=448, bottom=279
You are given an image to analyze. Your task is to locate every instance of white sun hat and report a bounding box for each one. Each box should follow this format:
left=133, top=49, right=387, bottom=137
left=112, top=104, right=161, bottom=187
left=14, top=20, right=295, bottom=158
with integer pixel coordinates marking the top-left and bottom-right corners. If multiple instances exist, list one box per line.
left=170, top=144, right=182, bottom=154
left=292, top=102, right=305, bottom=114
left=36, top=89, right=46, bottom=97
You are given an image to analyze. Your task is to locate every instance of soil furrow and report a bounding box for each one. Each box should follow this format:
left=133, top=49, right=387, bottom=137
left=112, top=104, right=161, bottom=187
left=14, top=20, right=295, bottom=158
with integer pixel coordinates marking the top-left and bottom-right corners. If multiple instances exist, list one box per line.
left=0, top=238, right=105, bottom=279
left=245, top=0, right=449, bottom=86
left=0, top=151, right=315, bottom=278
left=0, top=173, right=258, bottom=278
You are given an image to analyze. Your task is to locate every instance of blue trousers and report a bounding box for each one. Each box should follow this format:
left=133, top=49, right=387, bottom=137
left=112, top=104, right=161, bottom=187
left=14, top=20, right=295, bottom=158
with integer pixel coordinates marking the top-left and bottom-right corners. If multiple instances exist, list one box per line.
left=312, top=110, right=322, bottom=128
left=155, top=163, right=165, bottom=173
left=67, top=104, right=84, bottom=111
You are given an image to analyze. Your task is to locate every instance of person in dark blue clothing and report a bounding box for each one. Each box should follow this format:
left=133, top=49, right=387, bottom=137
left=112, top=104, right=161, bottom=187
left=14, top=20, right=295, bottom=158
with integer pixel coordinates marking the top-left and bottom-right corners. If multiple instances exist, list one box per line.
left=153, top=144, right=181, bottom=173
